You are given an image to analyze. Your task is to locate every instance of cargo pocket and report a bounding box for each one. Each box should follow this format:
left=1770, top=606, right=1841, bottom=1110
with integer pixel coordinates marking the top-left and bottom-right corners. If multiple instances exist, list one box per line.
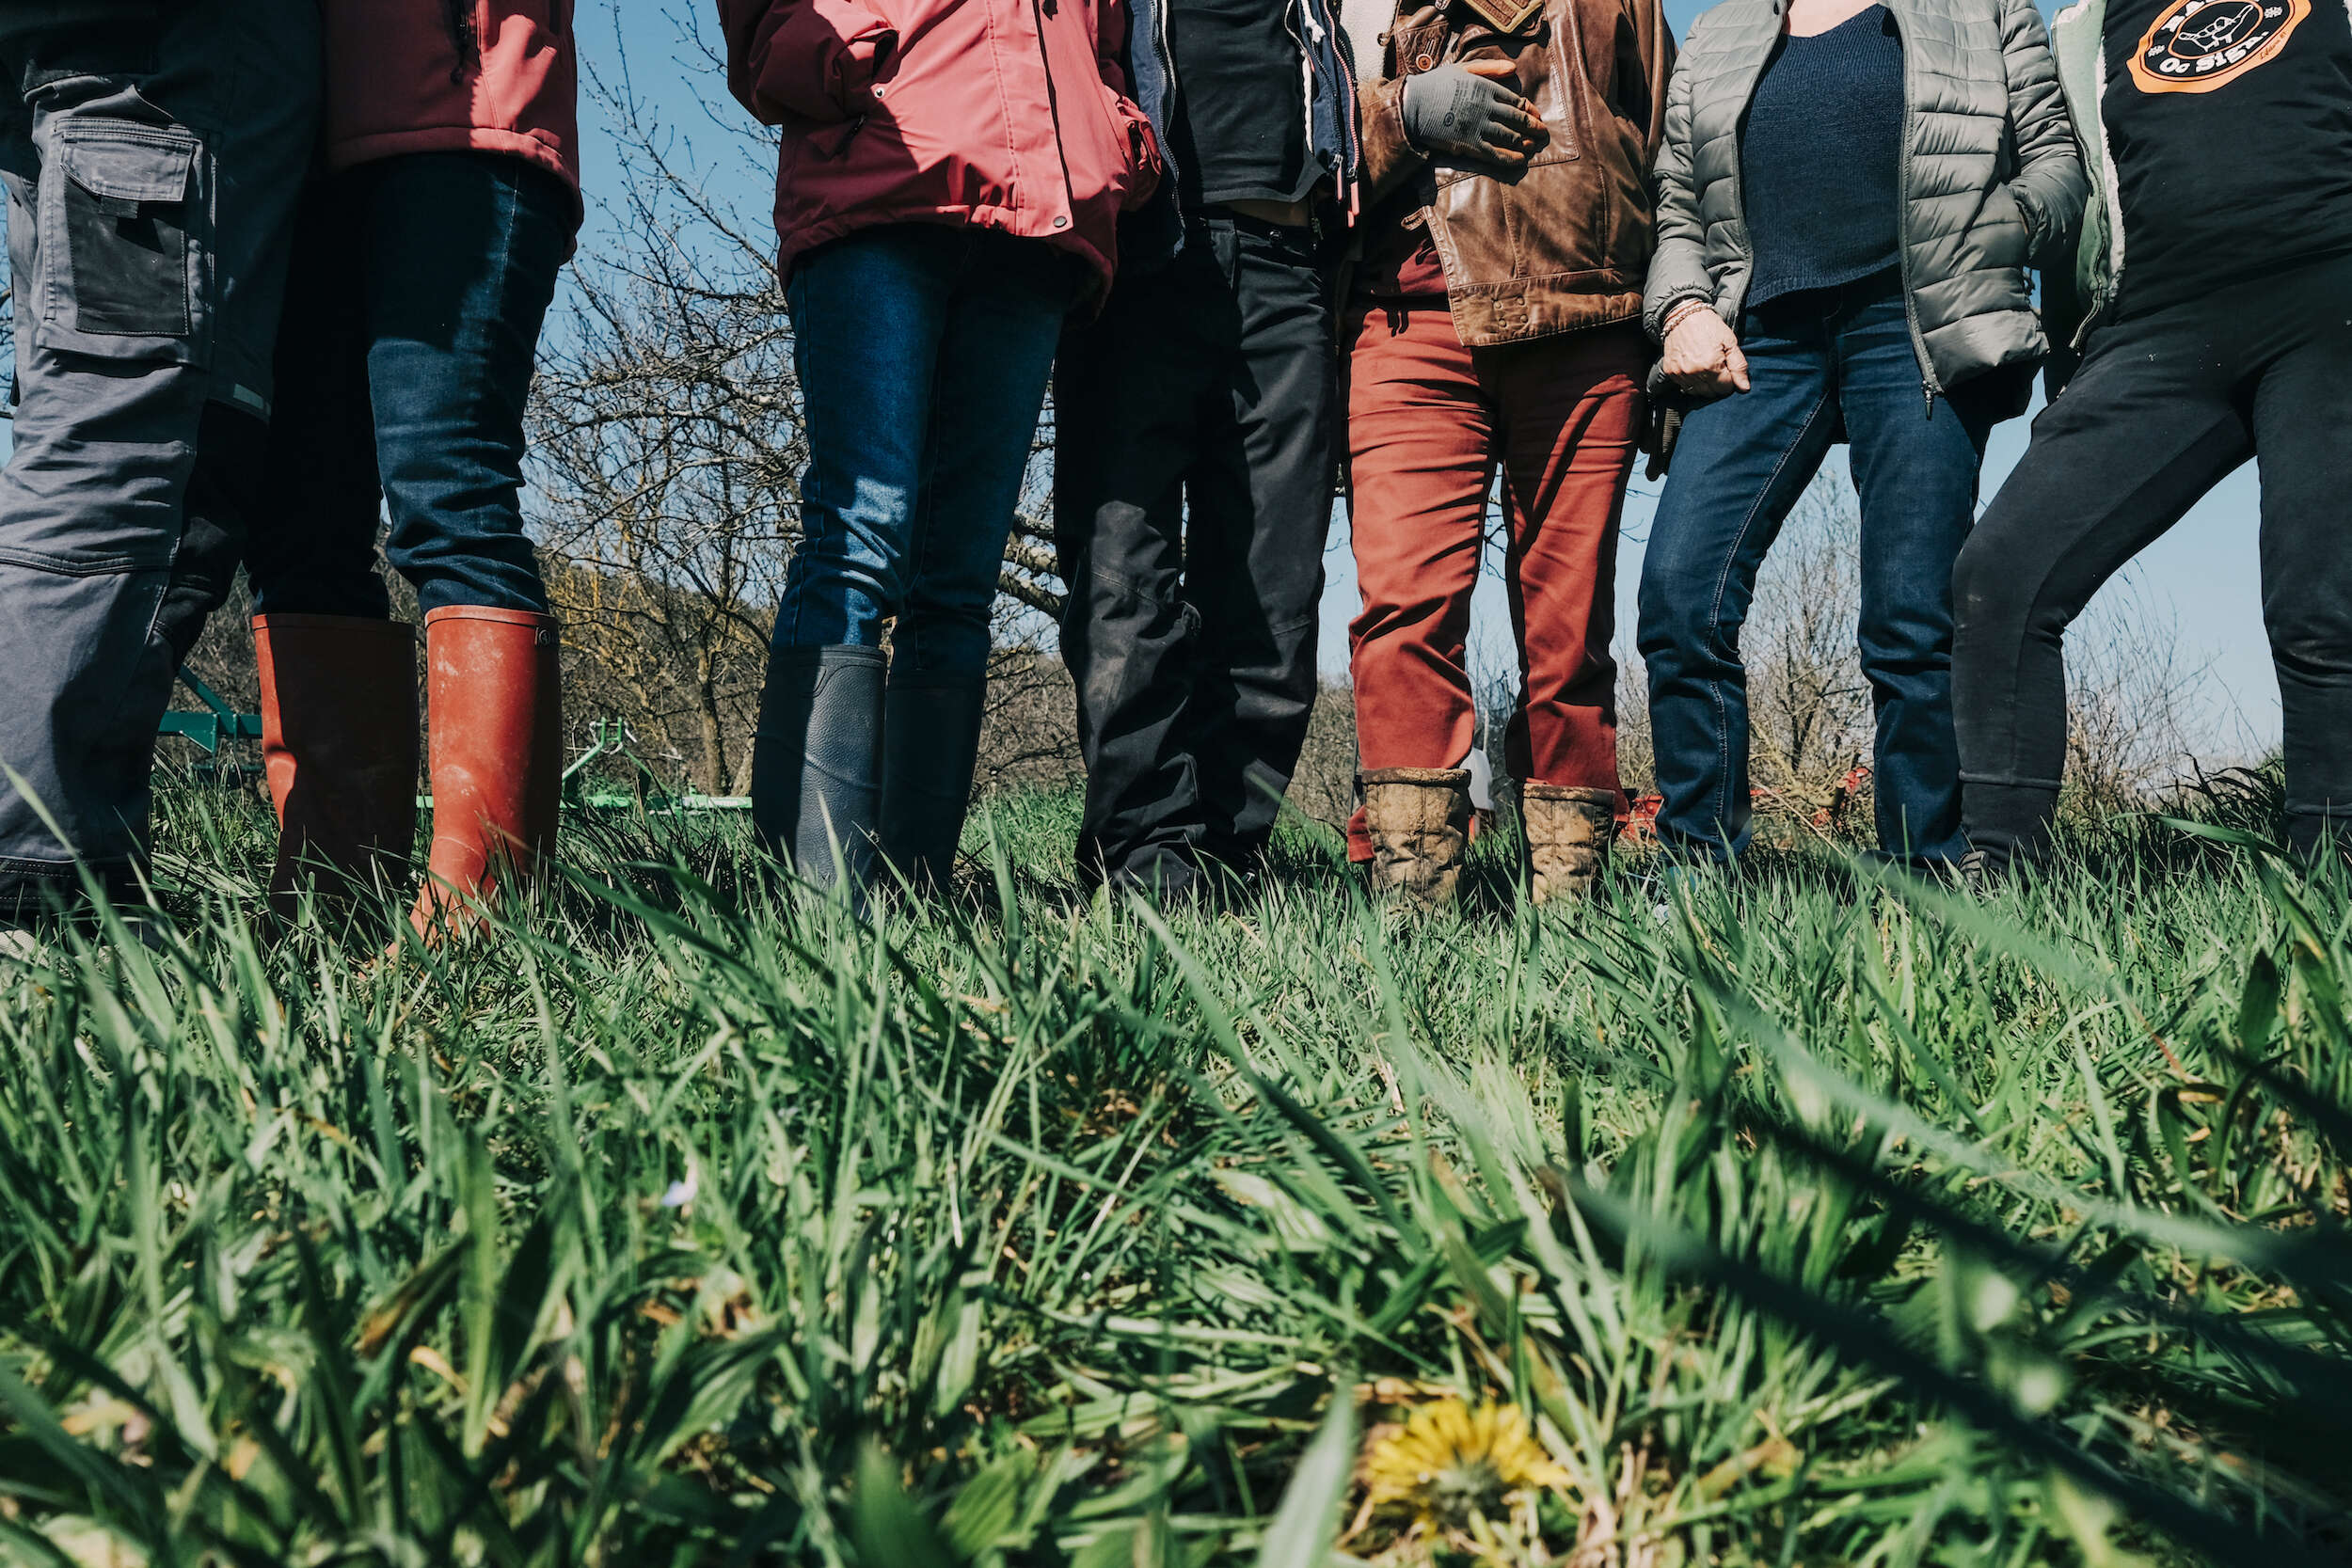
left=39, top=120, right=205, bottom=363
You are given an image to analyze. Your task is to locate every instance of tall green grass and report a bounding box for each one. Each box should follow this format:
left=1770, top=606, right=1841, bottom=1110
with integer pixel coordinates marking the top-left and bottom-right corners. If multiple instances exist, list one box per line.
left=0, top=781, right=2344, bottom=1565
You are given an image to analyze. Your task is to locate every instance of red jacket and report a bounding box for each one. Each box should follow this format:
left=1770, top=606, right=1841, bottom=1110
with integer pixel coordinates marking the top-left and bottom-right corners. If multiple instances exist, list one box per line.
left=718, top=0, right=1160, bottom=290
left=323, top=1, right=580, bottom=202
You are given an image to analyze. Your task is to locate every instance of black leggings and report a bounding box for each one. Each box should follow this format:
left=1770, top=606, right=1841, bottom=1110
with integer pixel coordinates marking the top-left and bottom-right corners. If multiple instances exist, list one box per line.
left=1953, top=253, right=2352, bottom=863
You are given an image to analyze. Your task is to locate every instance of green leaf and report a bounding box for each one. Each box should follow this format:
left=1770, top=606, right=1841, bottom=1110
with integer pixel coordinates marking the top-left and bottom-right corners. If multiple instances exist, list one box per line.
left=851, top=1441, right=961, bottom=1568
left=1252, top=1391, right=1357, bottom=1568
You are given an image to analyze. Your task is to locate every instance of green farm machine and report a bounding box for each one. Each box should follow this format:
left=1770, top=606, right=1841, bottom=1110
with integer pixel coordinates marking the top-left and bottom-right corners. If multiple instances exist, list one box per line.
left=158, top=672, right=748, bottom=813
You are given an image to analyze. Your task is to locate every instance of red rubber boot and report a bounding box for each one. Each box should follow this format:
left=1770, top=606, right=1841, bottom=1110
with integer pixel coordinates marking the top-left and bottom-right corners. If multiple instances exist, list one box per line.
left=409, top=606, right=562, bottom=939
left=253, top=614, right=420, bottom=919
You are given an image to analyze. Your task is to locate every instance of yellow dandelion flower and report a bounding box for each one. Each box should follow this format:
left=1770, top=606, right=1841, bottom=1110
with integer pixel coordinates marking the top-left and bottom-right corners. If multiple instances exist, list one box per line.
left=1361, top=1400, right=1571, bottom=1532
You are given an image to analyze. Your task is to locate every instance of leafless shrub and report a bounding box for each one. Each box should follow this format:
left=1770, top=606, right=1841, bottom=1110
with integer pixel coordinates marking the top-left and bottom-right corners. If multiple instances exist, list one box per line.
left=2058, top=582, right=2212, bottom=817
left=1288, top=680, right=1360, bottom=830
left=1741, top=483, right=1875, bottom=832
left=1613, top=471, right=2221, bottom=842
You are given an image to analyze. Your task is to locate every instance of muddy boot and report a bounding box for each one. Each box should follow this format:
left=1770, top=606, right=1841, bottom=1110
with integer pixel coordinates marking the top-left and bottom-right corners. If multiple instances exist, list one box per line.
left=409, top=607, right=562, bottom=939
left=750, top=644, right=886, bottom=907
left=1521, top=784, right=1615, bottom=907
left=254, top=614, right=420, bottom=920
left=1360, top=768, right=1471, bottom=911
left=879, top=671, right=986, bottom=896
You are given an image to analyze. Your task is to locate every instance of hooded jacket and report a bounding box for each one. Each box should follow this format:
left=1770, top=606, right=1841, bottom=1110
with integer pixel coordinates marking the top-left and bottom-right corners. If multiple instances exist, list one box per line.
left=1352, top=0, right=1676, bottom=346
left=1118, top=0, right=1362, bottom=265
left=718, top=0, right=1162, bottom=292
left=320, top=2, right=580, bottom=201
left=1641, top=0, right=2087, bottom=398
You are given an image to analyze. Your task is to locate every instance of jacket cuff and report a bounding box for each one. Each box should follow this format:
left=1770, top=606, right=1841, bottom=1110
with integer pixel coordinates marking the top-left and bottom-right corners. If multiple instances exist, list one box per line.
left=1358, top=78, right=1423, bottom=202
left=1644, top=286, right=1714, bottom=344
left=2010, top=182, right=2050, bottom=262
left=746, top=2, right=897, bottom=124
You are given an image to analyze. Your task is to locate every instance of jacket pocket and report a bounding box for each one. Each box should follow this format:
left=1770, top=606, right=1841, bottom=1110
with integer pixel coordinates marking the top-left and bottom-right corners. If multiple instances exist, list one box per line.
left=1525, top=31, right=1581, bottom=166
left=40, top=119, right=205, bottom=362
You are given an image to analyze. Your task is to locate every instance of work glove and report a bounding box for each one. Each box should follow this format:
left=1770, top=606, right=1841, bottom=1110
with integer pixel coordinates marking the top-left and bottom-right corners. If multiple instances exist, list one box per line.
left=1399, top=60, right=1545, bottom=168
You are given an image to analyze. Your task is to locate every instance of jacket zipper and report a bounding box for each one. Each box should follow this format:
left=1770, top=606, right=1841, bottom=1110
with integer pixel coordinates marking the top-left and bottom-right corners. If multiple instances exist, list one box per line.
left=1718, top=9, right=1772, bottom=323
left=2084, top=42, right=2122, bottom=344
left=1296, top=0, right=1360, bottom=215
left=1158, top=0, right=1183, bottom=199
left=1281, top=5, right=1319, bottom=227
left=1882, top=0, right=1939, bottom=410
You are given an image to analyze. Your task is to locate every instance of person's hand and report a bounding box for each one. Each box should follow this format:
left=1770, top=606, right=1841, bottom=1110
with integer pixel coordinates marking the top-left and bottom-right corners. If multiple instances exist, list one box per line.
left=1400, top=59, right=1548, bottom=170
left=1661, top=307, right=1750, bottom=396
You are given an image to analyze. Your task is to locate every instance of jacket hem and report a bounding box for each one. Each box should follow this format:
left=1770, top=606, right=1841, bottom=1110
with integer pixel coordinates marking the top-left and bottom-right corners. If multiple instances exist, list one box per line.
left=778, top=208, right=1115, bottom=295
left=328, top=128, right=582, bottom=202
left=1448, top=289, right=1650, bottom=350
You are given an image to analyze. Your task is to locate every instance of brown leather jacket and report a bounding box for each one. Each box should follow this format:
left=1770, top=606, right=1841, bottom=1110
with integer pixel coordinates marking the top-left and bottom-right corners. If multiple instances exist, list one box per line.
left=1355, top=0, right=1675, bottom=346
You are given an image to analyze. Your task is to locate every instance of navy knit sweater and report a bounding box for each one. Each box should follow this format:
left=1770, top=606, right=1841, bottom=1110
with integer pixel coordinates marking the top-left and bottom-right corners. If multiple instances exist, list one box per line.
left=1740, top=6, right=1906, bottom=309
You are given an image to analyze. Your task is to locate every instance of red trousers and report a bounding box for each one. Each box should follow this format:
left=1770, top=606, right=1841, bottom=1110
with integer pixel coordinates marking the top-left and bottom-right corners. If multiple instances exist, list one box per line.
left=1343, top=302, right=1644, bottom=861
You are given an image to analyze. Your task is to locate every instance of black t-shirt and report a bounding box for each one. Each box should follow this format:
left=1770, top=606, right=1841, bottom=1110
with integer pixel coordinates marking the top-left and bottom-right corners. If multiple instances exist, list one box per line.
left=1168, top=0, right=1315, bottom=209
left=2102, top=0, right=2352, bottom=315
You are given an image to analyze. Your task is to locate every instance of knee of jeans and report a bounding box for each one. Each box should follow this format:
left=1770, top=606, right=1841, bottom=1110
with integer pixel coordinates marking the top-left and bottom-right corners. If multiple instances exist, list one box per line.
left=895, top=603, right=993, bottom=677
left=808, top=487, right=918, bottom=593
left=1856, top=599, right=1951, bottom=672
left=1636, top=557, right=1725, bottom=659
left=791, top=531, right=910, bottom=616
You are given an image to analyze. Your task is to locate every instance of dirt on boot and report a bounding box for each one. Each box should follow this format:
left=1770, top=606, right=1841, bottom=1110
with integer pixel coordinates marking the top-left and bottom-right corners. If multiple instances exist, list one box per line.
left=1361, top=768, right=1472, bottom=911
left=1521, top=784, right=1615, bottom=906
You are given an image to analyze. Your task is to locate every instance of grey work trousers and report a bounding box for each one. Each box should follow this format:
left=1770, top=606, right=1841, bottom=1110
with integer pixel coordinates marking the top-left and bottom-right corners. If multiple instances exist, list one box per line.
left=0, top=3, right=318, bottom=911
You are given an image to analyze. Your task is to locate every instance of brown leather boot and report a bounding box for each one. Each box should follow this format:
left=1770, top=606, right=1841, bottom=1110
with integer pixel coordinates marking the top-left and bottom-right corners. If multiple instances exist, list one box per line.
left=254, top=614, right=420, bottom=918
left=1360, top=768, right=1471, bottom=911
left=1521, top=784, right=1616, bottom=906
left=410, top=606, right=561, bottom=938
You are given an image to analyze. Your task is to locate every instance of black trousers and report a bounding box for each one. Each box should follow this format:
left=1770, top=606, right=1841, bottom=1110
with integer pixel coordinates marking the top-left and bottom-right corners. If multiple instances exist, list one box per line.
left=1953, top=253, right=2352, bottom=863
left=1054, top=215, right=1337, bottom=891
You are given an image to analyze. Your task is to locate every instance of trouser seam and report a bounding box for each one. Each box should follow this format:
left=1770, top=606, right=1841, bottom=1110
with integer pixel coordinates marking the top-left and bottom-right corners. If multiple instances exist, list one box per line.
left=0, top=856, right=103, bottom=878
left=0, top=546, right=168, bottom=576
left=1703, top=385, right=1834, bottom=843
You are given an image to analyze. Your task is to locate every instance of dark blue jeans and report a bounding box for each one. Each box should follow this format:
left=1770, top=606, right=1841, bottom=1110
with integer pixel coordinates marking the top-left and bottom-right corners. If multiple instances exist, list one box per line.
left=246, top=151, right=572, bottom=616
left=778, top=224, right=1077, bottom=676
left=1637, top=275, right=1997, bottom=866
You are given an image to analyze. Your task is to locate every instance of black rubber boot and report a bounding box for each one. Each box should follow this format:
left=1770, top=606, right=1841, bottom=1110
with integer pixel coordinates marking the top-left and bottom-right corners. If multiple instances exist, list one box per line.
left=750, top=644, right=886, bottom=905
left=880, top=672, right=988, bottom=895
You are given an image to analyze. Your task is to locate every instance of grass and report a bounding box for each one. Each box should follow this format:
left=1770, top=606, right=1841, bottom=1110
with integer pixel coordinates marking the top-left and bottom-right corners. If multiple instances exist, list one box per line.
left=0, top=775, right=2346, bottom=1566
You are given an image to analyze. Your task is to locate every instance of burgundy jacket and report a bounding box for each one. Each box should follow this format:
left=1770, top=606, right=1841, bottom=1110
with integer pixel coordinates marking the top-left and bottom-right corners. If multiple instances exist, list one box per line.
left=717, top=0, right=1161, bottom=289
left=323, top=1, right=580, bottom=203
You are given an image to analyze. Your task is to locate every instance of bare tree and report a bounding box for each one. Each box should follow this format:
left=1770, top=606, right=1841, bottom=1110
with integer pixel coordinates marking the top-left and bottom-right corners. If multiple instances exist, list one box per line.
left=523, top=15, right=799, bottom=793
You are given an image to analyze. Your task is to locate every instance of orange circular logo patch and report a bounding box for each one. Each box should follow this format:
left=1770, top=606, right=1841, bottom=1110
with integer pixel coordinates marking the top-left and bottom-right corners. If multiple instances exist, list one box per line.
left=2131, top=0, right=2312, bottom=93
